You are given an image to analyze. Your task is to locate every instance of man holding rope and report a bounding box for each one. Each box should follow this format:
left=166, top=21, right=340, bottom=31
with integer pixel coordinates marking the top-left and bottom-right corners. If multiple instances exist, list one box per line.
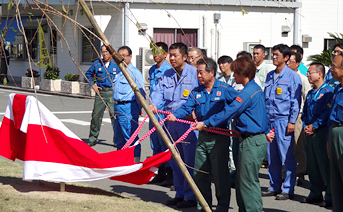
left=150, top=42, right=199, bottom=208
left=167, top=58, right=238, bottom=212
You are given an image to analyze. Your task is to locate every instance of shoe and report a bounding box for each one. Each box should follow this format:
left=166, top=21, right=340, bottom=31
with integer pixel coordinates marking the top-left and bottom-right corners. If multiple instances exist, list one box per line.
left=230, top=182, right=235, bottom=188
left=319, top=200, right=332, bottom=208
left=149, top=166, right=166, bottom=184
left=165, top=197, right=183, bottom=206
left=301, top=197, right=323, bottom=204
left=275, top=192, right=294, bottom=200
left=261, top=189, right=280, bottom=197
left=160, top=167, right=173, bottom=187
left=88, top=141, right=96, bottom=147
left=297, top=175, right=305, bottom=186
left=176, top=199, right=197, bottom=208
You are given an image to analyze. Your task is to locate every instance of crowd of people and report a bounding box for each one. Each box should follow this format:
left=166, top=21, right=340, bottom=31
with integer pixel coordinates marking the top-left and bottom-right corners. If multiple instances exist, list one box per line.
left=85, top=41, right=343, bottom=212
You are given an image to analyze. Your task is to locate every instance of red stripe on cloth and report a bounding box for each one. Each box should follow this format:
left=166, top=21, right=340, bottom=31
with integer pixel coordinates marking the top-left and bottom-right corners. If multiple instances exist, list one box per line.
left=12, top=94, right=28, bottom=130
left=111, top=150, right=171, bottom=185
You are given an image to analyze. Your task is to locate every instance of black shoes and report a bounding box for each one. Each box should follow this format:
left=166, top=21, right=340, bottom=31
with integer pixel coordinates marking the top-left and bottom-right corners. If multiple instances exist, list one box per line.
left=176, top=199, right=197, bottom=208
left=88, top=141, right=96, bottom=147
left=301, top=197, right=323, bottom=204
left=319, top=200, right=332, bottom=208
left=261, top=189, right=280, bottom=197
left=275, top=192, right=294, bottom=200
left=165, top=197, right=183, bottom=206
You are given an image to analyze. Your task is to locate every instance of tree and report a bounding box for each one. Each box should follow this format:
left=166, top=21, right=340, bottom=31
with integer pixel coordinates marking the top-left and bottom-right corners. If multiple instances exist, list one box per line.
left=307, top=32, right=343, bottom=67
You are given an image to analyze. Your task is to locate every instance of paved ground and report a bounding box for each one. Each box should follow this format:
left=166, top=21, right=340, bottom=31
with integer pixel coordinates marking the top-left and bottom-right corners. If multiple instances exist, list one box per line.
left=0, top=80, right=333, bottom=212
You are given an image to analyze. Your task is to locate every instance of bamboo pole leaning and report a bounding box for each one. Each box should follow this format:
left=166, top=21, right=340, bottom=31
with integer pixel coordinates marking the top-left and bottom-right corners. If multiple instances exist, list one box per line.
left=78, top=1, right=211, bottom=211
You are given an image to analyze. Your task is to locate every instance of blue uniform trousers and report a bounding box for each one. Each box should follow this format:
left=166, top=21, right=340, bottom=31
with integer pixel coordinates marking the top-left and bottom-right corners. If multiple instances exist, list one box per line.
left=149, top=113, right=170, bottom=167
left=113, top=101, right=141, bottom=157
left=268, top=119, right=296, bottom=195
left=305, top=126, right=331, bottom=201
left=328, top=125, right=343, bottom=211
left=165, top=121, right=197, bottom=201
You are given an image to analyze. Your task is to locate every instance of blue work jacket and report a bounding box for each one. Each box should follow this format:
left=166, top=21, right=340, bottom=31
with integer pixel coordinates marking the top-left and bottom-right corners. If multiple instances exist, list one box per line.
left=150, top=63, right=199, bottom=113
left=264, top=65, right=302, bottom=124
left=85, top=59, right=116, bottom=88
left=329, top=84, right=343, bottom=124
left=302, top=83, right=334, bottom=129
left=149, top=60, right=172, bottom=94
left=173, top=79, right=238, bottom=129
left=112, top=63, right=145, bottom=108
left=204, top=80, right=269, bottom=134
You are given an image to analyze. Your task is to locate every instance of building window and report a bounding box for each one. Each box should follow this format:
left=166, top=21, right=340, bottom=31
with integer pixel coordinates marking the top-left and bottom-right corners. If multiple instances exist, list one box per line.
left=5, top=34, right=24, bottom=60
left=153, top=28, right=198, bottom=48
left=324, top=38, right=335, bottom=51
left=25, top=28, right=38, bottom=60
left=82, top=28, right=100, bottom=63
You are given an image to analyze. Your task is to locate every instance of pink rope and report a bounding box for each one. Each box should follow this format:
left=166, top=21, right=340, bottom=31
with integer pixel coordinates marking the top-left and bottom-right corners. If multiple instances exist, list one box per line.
left=121, top=110, right=240, bottom=149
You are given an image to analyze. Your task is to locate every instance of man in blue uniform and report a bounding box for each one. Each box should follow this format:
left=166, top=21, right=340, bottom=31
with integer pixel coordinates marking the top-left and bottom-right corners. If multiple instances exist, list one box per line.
left=325, top=43, right=342, bottom=89
left=112, top=46, right=145, bottom=163
left=150, top=42, right=199, bottom=208
left=262, top=44, right=302, bottom=200
left=194, top=56, right=273, bottom=212
left=328, top=54, right=343, bottom=211
left=85, top=45, right=116, bottom=147
left=167, top=58, right=238, bottom=212
left=290, top=45, right=307, bottom=76
left=148, top=42, right=172, bottom=184
left=301, top=62, right=333, bottom=208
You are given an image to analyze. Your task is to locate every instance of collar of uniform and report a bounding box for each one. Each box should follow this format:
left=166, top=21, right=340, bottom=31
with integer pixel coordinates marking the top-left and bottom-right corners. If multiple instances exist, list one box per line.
left=257, top=60, right=266, bottom=72
left=274, top=65, right=290, bottom=79
left=157, top=60, right=169, bottom=72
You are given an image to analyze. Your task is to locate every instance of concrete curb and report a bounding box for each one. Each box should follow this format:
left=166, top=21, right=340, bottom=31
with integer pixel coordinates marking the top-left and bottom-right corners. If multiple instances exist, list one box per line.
left=0, top=85, right=95, bottom=99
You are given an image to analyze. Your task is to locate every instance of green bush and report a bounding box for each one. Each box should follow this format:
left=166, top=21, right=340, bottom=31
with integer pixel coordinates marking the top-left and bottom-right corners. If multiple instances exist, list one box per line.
left=25, top=69, right=40, bottom=77
left=64, top=73, right=80, bottom=81
left=44, top=66, right=60, bottom=80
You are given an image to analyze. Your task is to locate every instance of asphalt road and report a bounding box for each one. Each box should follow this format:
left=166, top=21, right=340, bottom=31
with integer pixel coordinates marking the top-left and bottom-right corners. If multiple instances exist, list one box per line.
left=0, top=88, right=332, bottom=212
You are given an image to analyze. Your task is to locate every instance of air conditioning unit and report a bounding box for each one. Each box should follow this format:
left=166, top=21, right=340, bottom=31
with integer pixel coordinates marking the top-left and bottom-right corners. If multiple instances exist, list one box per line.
left=243, top=42, right=261, bottom=54
left=139, top=47, right=155, bottom=90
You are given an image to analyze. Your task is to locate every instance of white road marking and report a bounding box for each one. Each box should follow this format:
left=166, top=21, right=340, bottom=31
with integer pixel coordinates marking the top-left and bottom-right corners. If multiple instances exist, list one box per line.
left=0, top=89, right=52, bottom=97
left=103, top=117, right=149, bottom=123
left=51, top=111, right=92, bottom=114
left=60, top=119, right=90, bottom=126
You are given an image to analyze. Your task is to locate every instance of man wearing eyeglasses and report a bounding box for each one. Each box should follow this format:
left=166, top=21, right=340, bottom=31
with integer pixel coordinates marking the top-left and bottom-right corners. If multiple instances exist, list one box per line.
left=262, top=44, right=302, bottom=200
left=327, top=54, right=343, bottom=211
left=112, top=46, right=145, bottom=163
left=187, top=47, right=203, bottom=67
left=301, top=62, right=333, bottom=208
left=325, top=43, right=342, bottom=89
left=287, top=52, right=311, bottom=186
left=85, top=45, right=116, bottom=147
left=290, top=45, right=307, bottom=77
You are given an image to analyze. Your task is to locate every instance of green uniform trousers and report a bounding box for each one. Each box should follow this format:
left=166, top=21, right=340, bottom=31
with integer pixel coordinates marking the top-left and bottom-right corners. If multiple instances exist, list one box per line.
left=305, top=126, right=331, bottom=201
left=193, top=131, right=230, bottom=212
left=329, top=125, right=343, bottom=211
left=236, top=134, right=267, bottom=212
left=89, top=89, right=114, bottom=143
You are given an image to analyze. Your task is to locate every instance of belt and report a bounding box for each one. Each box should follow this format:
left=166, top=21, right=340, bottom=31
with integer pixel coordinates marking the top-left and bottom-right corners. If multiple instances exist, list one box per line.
left=100, top=87, right=112, bottom=92
left=114, top=100, right=134, bottom=105
left=332, top=122, right=343, bottom=127
left=240, top=132, right=263, bottom=140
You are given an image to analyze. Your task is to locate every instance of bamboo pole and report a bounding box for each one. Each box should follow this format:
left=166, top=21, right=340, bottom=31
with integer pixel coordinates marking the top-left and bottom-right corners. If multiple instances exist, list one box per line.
left=78, top=1, right=211, bottom=211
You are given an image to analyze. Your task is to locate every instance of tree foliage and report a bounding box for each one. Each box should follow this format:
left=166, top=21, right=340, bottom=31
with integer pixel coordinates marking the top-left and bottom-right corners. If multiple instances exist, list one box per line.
left=307, top=32, right=343, bottom=67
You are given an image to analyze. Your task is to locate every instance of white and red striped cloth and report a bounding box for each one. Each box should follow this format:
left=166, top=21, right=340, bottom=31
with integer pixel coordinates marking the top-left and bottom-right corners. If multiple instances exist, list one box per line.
left=0, top=93, right=171, bottom=184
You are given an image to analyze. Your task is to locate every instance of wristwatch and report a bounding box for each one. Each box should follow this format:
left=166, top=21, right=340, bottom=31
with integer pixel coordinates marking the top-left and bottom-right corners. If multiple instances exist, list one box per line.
left=203, top=123, right=208, bottom=129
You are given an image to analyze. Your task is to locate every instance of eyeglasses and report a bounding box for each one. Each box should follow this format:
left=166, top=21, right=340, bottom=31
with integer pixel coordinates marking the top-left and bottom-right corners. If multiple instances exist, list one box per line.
left=306, top=71, right=319, bottom=75
left=272, top=53, right=281, bottom=58
left=332, top=50, right=343, bottom=55
left=101, top=50, right=109, bottom=54
left=120, top=54, right=130, bottom=58
left=287, top=60, right=296, bottom=64
left=188, top=55, right=200, bottom=60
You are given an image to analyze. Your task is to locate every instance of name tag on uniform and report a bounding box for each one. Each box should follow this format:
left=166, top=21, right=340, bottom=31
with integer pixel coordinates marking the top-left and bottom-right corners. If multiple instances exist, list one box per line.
left=214, top=97, right=220, bottom=100
left=183, top=89, right=189, bottom=97
left=276, top=86, right=282, bottom=95
left=196, top=94, right=201, bottom=98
